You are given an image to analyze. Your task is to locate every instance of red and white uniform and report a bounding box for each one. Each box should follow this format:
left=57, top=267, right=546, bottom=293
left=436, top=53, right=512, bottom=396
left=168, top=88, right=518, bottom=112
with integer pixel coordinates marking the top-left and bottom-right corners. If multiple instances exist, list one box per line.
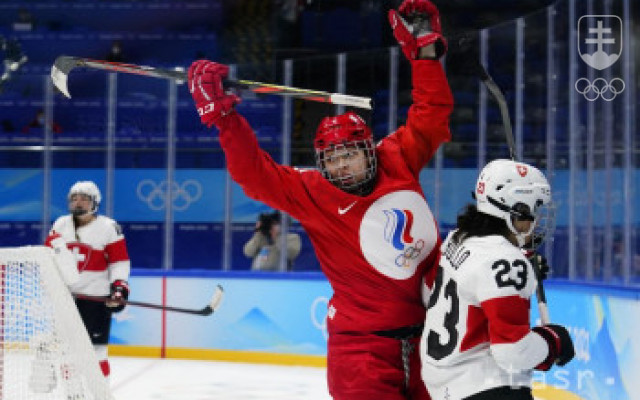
left=420, top=232, right=549, bottom=400
left=46, top=215, right=130, bottom=296
left=217, top=59, right=453, bottom=399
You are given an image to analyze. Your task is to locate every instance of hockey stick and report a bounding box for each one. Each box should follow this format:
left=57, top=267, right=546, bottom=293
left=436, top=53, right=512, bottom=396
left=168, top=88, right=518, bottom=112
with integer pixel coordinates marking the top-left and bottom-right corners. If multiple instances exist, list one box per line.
left=447, top=33, right=551, bottom=323
left=50, top=56, right=373, bottom=110
left=475, top=62, right=551, bottom=324
left=477, top=70, right=517, bottom=161
left=74, top=284, right=224, bottom=316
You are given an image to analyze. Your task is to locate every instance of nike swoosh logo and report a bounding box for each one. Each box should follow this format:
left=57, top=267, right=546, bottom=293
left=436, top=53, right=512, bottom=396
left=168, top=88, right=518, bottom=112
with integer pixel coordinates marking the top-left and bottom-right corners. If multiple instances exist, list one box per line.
left=338, top=201, right=358, bottom=215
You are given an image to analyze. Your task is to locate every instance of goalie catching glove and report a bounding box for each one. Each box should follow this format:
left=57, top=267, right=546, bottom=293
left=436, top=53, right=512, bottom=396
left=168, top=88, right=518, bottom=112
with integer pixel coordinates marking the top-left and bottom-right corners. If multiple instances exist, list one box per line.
left=188, top=60, right=241, bottom=128
left=388, top=0, right=447, bottom=60
left=532, top=324, right=575, bottom=370
left=107, top=280, right=129, bottom=313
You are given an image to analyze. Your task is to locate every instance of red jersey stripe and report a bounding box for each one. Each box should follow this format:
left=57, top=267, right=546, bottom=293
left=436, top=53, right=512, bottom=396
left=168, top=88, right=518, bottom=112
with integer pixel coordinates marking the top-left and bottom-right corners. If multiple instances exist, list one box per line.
left=481, top=295, right=531, bottom=344
left=105, top=238, right=130, bottom=263
left=460, top=305, right=489, bottom=352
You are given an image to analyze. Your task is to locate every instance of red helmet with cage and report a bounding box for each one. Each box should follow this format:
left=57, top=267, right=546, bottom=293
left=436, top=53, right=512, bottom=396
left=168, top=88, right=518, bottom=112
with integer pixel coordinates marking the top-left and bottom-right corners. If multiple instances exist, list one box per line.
left=314, top=112, right=377, bottom=195
left=313, top=112, right=373, bottom=150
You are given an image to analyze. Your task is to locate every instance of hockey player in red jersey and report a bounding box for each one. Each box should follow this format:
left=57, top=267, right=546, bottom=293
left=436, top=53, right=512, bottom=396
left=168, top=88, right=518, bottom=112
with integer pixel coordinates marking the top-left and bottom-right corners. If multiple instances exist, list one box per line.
left=187, top=1, right=452, bottom=397
left=420, top=159, right=575, bottom=400
left=45, top=181, right=131, bottom=379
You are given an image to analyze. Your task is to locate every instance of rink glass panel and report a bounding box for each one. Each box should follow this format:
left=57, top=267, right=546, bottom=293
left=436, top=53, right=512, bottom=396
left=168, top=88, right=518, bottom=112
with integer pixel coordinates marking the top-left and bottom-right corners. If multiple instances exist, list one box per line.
left=0, top=0, right=637, bottom=284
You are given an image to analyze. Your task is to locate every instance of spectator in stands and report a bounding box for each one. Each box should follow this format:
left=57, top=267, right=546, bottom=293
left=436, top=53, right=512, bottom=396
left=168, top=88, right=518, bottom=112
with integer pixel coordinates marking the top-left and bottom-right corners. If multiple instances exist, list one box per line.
left=1, top=37, right=28, bottom=87
left=243, top=210, right=301, bottom=271
left=45, top=181, right=131, bottom=381
left=22, top=109, right=62, bottom=134
left=105, top=40, right=125, bottom=63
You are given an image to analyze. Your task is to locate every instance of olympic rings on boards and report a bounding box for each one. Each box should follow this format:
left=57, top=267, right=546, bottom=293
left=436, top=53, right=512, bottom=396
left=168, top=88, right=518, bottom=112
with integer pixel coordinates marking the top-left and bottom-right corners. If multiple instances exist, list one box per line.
left=137, top=179, right=202, bottom=211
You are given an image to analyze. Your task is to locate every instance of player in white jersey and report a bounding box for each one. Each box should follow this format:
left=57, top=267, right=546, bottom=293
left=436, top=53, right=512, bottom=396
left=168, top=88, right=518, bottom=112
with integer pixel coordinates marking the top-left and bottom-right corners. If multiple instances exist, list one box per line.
left=45, top=181, right=131, bottom=379
left=420, top=160, right=574, bottom=400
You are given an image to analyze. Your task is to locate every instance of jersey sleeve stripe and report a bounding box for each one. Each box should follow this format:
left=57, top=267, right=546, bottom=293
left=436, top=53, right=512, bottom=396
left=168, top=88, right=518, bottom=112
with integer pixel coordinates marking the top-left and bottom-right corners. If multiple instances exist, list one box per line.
left=460, top=304, right=489, bottom=352
left=481, top=295, right=530, bottom=344
left=105, top=238, right=130, bottom=263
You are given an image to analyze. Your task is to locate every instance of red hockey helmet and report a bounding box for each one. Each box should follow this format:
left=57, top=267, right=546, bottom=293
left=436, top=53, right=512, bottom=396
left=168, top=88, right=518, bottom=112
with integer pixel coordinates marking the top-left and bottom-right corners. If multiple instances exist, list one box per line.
left=314, top=112, right=373, bottom=150
left=314, top=112, right=377, bottom=195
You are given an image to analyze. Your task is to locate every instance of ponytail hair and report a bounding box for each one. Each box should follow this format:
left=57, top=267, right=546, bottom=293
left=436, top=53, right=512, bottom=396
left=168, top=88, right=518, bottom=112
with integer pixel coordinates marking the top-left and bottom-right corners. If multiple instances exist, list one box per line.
left=452, top=204, right=510, bottom=244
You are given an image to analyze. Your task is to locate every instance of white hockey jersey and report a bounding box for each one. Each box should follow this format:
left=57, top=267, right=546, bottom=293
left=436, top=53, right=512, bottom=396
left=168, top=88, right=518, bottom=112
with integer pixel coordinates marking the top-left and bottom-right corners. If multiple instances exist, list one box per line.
left=46, top=215, right=130, bottom=297
left=420, top=232, right=549, bottom=400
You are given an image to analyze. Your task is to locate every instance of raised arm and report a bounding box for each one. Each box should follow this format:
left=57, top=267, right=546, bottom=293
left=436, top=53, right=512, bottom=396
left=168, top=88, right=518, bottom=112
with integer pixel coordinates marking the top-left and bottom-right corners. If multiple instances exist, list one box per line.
left=388, top=0, right=454, bottom=174
left=188, top=60, right=309, bottom=215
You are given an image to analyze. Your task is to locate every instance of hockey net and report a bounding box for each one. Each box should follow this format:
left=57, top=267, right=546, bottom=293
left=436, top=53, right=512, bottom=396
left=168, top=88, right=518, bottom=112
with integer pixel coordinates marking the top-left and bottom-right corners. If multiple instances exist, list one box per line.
left=0, top=246, right=113, bottom=400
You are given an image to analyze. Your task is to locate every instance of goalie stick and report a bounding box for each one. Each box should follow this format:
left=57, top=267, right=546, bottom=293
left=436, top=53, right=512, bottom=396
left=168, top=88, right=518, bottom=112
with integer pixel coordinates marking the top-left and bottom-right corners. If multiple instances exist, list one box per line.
left=75, top=284, right=224, bottom=316
left=50, top=56, right=373, bottom=110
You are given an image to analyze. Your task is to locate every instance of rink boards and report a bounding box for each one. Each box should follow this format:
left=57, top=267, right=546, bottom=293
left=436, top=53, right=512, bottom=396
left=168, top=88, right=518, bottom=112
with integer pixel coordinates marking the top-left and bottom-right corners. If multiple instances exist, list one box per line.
left=107, top=272, right=639, bottom=400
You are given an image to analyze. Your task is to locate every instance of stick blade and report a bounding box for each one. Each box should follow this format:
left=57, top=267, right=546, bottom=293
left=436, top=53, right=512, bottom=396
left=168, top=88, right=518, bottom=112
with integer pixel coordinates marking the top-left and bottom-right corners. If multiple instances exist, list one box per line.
left=209, top=285, right=224, bottom=311
left=196, top=285, right=225, bottom=316
left=51, top=56, right=79, bottom=98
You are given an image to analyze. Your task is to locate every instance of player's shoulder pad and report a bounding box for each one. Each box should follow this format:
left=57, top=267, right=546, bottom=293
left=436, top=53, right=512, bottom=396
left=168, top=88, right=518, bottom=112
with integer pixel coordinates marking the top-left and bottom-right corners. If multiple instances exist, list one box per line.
left=462, top=235, right=524, bottom=272
left=469, top=236, right=533, bottom=295
left=52, top=215, right=73, bottom=229
left=96, top=215, right=123, bottom=235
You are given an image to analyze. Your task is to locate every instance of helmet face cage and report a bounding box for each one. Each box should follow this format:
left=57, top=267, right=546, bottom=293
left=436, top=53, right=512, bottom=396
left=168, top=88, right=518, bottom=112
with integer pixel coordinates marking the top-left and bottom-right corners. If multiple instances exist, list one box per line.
left=314, top=112, right=377, bottom=195
left=68, top=181, right=101, bottom=214
left=525, top=201, right=556, bottom=252
left=315, top=139, right=377, bottom=194
left=475, top=159, right=555, bottom=248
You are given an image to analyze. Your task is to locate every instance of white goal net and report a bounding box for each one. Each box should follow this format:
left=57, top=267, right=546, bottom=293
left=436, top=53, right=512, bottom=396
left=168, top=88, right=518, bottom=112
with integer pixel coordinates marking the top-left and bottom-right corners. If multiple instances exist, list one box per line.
left=0, top=246, right=113, bottom=400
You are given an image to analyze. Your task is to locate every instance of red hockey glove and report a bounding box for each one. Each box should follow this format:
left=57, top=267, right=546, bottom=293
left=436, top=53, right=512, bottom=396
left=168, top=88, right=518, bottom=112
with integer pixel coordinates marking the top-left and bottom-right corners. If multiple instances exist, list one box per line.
left=532, top=324, right=575, bottom=370
left=188, top=60, right=241, bottom=128
left=107, top=280, right=129, bottom=313
left=388, top=0, right=447, bottom=60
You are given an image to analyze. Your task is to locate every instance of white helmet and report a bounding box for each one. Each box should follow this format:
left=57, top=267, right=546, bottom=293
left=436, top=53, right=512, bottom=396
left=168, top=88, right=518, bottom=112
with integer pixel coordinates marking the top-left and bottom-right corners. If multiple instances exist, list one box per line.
left=475, top=159, right=555, bottom=249
left=67, top=181, right=101, bottom=215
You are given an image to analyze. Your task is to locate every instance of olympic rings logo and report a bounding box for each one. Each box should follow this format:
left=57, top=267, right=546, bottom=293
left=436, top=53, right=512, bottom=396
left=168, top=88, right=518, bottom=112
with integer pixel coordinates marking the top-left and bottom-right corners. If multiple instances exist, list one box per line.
left=574, top=77, right=625, bottom=101
left=394, top=239, right=425, bottom=268
left=310, top=296, right=329, bottom=340
left=136, top=179, right=203, bottom=211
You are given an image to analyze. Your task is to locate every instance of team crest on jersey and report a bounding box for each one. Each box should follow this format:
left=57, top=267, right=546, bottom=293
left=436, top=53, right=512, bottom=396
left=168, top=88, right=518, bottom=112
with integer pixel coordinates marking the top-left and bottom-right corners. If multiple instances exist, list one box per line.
left=67, top=242, right=93, bottom=272
left=359, top=191, right=437, bottom=280
left=383, top=208, right=415, bottom=251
